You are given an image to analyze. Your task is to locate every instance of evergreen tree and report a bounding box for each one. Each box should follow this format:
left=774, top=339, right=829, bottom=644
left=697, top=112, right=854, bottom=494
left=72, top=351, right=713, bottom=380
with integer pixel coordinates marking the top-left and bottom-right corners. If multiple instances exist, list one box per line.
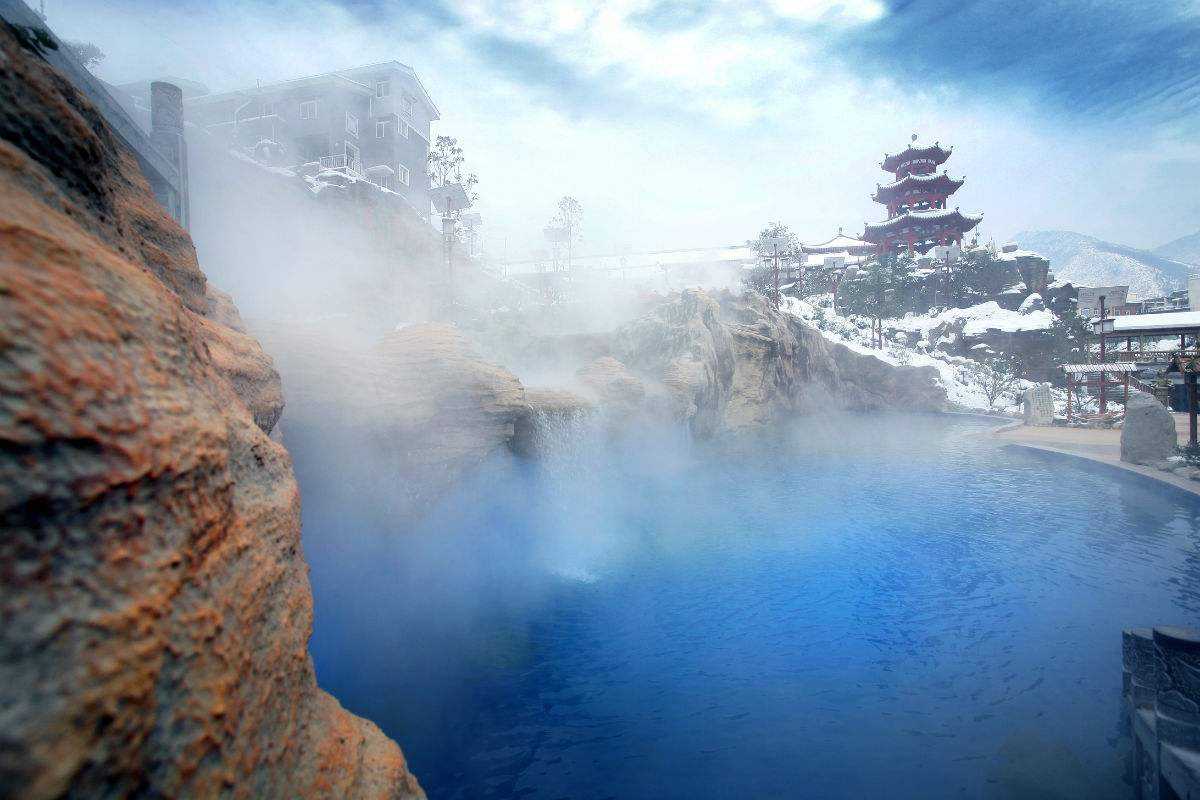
left=743, top=222, right=801, bottom=299
left=838, top=251, right=917, bottom=347
left=951, top=247, right=1021, bottom=306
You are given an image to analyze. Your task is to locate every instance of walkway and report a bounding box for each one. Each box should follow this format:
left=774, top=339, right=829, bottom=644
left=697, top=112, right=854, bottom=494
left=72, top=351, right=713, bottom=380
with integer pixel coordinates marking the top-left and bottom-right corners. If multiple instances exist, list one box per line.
left=993, top=413, right=1200, bottom=498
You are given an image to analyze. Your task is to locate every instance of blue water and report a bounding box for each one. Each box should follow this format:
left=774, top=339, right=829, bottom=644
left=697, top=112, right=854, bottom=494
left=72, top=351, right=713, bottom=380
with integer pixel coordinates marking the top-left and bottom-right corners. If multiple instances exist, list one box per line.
left=292, top=414, right=1200, bottom=799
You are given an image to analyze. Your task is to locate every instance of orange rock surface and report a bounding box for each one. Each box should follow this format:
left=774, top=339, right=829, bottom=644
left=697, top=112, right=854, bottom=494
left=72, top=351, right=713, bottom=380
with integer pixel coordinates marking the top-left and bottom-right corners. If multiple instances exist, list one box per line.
left=0, top=23, right=422, bottom=799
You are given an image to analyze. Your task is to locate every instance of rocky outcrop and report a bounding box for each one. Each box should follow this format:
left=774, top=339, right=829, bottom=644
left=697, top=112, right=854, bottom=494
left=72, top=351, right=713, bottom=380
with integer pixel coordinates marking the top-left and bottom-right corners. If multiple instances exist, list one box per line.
left=254, top=319, right=587, bottom=502
left=576, top=356, right=646, bottom=416
left=1121, top=391, right=1177, bottom=465
left=611, top=290, right=945, bottom=434
left=373, top=324, right=529, bottom=481
left=612, top=289, right=735, bottom=437
left=0, top=25, right=422, bottom=799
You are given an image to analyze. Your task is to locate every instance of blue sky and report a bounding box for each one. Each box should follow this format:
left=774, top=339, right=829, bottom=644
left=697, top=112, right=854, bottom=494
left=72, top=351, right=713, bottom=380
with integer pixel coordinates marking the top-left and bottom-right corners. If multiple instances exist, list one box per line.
left=51, top=0, right=1200, bottom=256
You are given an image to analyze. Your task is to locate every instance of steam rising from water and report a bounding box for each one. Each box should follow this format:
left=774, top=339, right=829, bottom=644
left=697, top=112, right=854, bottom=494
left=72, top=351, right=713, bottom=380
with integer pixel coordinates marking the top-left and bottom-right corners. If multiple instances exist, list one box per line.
left=292, top=412, right=1200, bottom=799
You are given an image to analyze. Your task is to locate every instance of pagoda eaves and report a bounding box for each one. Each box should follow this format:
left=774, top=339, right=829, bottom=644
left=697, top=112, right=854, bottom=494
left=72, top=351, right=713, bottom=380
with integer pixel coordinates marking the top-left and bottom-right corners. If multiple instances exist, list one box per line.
left=862, top=208, right=983, bottom=255
left=872, top=171, right=964, bottom=205
left=880, top=142, right=952, bottom=176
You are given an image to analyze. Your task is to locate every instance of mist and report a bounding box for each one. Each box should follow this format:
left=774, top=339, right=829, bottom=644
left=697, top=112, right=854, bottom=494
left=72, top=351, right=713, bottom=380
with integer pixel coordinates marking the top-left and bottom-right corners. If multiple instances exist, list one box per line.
left=16, top=1, right=1200, bottom=797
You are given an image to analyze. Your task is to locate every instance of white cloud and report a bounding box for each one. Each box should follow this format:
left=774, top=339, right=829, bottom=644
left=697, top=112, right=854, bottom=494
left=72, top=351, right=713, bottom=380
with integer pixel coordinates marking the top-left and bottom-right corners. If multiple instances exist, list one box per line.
left=46, top=0, right=1200, bottom=258
left=766, top=0, right=886, bottom=23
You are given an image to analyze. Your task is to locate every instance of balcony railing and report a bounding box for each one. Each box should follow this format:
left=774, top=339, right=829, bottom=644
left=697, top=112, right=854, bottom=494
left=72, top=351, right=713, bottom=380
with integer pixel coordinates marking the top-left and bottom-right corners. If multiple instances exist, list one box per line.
left=318, top=153, right=364, bottom=177
left=1114, top=350, right=1183, bottom=363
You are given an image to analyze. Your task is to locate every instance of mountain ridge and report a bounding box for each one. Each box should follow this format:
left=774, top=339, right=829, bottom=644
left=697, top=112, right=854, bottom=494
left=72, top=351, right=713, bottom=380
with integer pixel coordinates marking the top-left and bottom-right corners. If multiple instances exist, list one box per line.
left=1155, top=230, right=1200, bottom=266
left=1012, top=229, right=1193, bottom=299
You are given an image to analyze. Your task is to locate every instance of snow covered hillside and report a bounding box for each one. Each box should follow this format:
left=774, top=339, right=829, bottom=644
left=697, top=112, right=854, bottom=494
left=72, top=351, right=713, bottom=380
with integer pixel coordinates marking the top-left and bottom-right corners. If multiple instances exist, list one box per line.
left=781, top=295, right=1046, bottom=413
left=1015, top=230, right=1193, bottom=299
left=1156, top=230, right=1200, bottom=267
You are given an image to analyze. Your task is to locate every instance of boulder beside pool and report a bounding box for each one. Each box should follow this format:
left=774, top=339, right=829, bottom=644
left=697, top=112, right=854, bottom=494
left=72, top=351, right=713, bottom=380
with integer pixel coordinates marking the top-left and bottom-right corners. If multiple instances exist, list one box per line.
left=1121, top=391, right=1178, bottom=465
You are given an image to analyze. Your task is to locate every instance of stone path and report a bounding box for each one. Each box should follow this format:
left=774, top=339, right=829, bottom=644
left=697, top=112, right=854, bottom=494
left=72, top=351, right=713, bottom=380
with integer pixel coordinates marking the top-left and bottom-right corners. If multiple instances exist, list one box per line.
left=992, top=414, right=1200, bottom=497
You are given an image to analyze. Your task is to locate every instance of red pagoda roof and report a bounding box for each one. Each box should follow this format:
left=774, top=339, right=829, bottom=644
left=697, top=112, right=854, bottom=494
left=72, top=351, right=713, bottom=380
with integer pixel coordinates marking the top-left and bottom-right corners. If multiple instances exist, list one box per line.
left=872, top=171, right=964, bottom=204
left=862, top=208, right=982, bottom=241
left=880, top=141, right=952, bottom=174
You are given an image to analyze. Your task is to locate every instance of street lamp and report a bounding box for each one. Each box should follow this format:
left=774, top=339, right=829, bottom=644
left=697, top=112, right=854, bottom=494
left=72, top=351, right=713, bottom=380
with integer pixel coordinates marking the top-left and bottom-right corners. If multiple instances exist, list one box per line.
left=433, top=183, right=472, bottom=313
left=761, top=235, right=790, bottom=308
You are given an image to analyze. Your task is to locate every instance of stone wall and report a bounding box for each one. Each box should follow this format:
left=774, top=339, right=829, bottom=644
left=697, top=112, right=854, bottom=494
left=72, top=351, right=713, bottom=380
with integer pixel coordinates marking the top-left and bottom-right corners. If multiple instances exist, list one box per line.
left=1122, top=627, right=1200, bottom=798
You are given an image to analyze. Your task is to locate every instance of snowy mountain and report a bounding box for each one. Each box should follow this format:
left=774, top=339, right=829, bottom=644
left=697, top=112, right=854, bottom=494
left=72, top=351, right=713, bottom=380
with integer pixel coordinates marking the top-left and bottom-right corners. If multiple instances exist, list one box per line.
left=1013, top=230, right=1193, bottom=300
left=1155, top=230, right=1200, bottom=267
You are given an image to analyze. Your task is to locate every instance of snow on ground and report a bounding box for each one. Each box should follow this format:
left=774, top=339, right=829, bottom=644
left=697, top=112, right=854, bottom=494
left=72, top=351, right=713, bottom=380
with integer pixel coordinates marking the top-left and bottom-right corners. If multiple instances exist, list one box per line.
left=781, top=295, right=1053, bottom=414
left=889, top=301, right=1054, bottom=338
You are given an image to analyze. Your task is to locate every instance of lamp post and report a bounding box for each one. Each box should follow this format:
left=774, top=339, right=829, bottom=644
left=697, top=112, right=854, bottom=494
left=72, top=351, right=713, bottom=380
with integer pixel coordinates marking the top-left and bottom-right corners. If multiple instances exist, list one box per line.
left=433, top=183, right=471, bottom=316
left=761, top=235, right=789, bottom=309
left=1093, top=295, right=1116, bottom=414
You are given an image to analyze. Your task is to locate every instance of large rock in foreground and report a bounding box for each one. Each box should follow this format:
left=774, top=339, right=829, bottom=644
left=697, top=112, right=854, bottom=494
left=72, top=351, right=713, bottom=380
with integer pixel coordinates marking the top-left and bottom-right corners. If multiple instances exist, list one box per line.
left=1121, top=391, right=1177, bottom=465
left=0, top=25, right=421, bottom=799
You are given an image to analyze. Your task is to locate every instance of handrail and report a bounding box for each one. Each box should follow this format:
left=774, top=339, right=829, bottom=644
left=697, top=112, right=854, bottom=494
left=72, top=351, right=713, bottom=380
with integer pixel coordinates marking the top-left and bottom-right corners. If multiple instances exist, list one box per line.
left=1114, top=350, right=1180, bottom=363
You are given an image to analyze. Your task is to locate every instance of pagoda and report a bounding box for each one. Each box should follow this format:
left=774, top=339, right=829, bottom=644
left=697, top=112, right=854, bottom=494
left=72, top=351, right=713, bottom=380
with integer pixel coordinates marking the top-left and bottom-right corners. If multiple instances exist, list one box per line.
left=862, top=135, right=982, bottom=255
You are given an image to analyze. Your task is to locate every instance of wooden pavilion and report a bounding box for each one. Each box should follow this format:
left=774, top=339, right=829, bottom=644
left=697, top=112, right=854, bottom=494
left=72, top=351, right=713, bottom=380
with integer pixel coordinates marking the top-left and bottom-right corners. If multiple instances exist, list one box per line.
left=1064, top=306, right=1200, bottom=444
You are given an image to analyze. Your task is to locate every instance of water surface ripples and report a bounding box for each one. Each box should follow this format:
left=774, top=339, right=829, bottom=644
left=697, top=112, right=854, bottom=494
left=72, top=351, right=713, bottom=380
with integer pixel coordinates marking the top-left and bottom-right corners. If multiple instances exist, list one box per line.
left=294, top=414, right=1200, bottom=799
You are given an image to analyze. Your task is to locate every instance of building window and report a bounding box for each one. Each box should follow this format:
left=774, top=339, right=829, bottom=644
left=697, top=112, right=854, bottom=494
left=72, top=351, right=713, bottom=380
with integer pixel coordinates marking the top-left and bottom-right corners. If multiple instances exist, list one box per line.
left=346, top=141, right=361, bottom=169
left=345, top=111, right=359, bottom=137
left=397, top=164, right=410, bottom=186
left=376, top=120, right=389, bottom=139
left=398, top=121, right=410, bottom=139
left=400, top=95, right=414, bottom=118
left=299, top=99, right=317, bottom=120
left=262, top=100, right=277, bottom=117
left=376, top=80, right=390, bottom=98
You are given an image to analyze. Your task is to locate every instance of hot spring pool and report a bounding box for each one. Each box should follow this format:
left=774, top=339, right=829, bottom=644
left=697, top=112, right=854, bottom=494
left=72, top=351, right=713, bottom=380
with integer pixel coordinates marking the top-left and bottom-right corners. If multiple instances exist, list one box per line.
left=292, top=415, right=1200, bottom=799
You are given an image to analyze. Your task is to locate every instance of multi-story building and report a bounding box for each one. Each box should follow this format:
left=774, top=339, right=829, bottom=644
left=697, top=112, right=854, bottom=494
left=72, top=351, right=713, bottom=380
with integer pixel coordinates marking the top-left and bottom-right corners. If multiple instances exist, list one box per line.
left=184, top=62, right=439, bottom=219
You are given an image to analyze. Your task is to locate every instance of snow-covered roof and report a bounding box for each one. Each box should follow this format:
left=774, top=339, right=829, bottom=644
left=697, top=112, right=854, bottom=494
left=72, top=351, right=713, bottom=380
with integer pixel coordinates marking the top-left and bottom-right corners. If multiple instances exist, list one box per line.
left=881, top=141, right=952, bottom=173
left=873, top=171, right=963, bottom=199
left=1101, top=311, right=1200, bottom=334
left=863, top=208, right=984, bottom=237
left=1060, top=363, right=1139, bottom=374
left=803, top=233, right=875, bottom=254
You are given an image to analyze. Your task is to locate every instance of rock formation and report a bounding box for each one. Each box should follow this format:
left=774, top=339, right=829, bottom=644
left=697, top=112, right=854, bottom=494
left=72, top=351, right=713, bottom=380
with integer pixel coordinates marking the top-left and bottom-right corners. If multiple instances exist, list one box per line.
left=611, top=289, right=735, bottom=437
left=252, top=319, right=595, bottom=505
left=1121, top=391, right=1178, bottom=465
left=612, top=289, right=945, bottom=433
left=372, top=323, right=529, bottom=489
left=576, top=356, right=647, bottom=413
left=0, top=24, right=422, bottom=799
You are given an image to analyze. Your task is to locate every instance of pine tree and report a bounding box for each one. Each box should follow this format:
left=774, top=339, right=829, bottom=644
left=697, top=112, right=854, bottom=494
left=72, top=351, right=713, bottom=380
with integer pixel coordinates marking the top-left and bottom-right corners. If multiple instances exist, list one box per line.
left=838, top=251, right=917, bottom=347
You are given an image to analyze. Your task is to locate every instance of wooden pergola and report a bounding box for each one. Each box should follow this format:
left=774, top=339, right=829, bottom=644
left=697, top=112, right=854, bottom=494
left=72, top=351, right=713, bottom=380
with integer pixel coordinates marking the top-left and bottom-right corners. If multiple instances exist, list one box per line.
left=1060, top=362, right=1139, bottom=424
left=1075, top=307, right=1200, bottom=445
